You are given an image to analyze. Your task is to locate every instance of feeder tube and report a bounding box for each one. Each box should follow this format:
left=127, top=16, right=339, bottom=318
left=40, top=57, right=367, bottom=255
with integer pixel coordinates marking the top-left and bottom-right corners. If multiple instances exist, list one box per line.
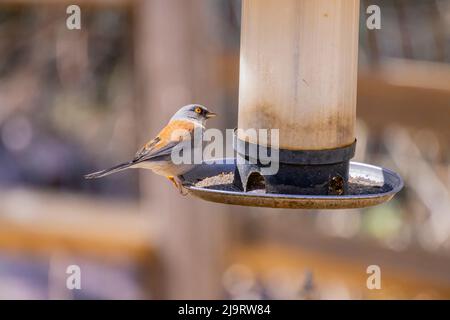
left=238, top=0, right=360, bottom=150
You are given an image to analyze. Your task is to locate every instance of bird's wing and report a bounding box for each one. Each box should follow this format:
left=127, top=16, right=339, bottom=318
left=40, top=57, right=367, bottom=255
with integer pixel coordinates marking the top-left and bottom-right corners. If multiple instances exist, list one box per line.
left=133, top=119, right=197, bottom=163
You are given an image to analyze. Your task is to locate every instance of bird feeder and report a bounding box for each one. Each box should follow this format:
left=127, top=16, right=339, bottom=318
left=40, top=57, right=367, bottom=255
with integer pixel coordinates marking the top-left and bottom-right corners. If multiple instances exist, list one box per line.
left=184, top=0, right=403, bottom=209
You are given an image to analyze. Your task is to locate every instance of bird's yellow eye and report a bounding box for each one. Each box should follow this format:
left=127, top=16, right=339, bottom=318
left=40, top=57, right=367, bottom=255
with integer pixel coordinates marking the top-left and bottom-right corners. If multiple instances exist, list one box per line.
left=195, top=107, right=202, bottom=114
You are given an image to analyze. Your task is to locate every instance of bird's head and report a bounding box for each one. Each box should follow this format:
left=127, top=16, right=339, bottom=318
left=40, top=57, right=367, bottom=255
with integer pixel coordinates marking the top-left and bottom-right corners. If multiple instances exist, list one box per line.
left=170, top=104, right=216, bottom=125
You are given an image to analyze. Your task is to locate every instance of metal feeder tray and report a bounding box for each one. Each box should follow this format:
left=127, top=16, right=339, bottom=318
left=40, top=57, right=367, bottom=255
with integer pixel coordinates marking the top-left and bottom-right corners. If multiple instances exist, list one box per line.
left=183, top=159, right=403, bottom=209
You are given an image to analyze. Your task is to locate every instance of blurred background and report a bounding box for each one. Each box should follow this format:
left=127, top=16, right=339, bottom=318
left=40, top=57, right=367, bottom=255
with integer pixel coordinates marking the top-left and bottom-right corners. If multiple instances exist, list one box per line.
left=0, top=0, right=449, bottom=299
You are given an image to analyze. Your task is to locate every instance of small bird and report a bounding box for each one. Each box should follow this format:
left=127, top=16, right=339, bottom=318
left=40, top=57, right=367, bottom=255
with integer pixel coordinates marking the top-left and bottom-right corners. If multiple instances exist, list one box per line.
left=84, top=104, right=216, bottom=193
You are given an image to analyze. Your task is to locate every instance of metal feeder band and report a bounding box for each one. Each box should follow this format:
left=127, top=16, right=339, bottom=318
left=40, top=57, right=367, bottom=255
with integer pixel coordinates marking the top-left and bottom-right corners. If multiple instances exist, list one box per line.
left=233, top=132, right=356, bottom=195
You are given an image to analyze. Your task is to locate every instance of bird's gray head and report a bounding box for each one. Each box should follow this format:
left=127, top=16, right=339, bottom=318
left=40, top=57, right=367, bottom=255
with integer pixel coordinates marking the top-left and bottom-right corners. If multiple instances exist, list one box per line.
left=170, top=104, right=216, bottom=124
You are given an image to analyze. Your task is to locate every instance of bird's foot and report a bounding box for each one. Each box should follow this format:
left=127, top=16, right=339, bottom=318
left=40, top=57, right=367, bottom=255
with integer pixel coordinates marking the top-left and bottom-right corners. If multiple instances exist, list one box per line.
left=167, top=176, right=188, bottom=196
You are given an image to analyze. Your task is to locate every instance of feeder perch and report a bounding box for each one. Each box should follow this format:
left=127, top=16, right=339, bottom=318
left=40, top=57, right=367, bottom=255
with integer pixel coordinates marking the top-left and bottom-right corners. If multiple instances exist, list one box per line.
left=184, top=0, right=403, bottom=209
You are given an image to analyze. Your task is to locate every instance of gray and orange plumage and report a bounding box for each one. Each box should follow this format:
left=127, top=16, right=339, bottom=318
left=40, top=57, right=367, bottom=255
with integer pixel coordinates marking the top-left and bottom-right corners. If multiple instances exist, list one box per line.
left=84, top=104, right=216, bottom=193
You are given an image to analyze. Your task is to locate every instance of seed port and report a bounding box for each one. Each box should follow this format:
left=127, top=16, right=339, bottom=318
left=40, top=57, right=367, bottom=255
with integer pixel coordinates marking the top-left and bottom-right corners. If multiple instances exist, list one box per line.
left=328, top=175, right=345, bottom=195
left=246, top=172, right=266, bottom=192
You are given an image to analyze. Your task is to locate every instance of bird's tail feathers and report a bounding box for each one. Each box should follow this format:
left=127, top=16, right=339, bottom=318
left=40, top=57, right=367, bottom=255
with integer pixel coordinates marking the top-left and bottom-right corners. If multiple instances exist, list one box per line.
left=84, top=161, right=134, bottom=179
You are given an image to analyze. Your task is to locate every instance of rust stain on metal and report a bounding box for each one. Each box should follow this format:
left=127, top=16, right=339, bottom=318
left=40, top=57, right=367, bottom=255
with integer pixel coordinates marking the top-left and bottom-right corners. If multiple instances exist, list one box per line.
left=187, top=187, right=395, bottom=210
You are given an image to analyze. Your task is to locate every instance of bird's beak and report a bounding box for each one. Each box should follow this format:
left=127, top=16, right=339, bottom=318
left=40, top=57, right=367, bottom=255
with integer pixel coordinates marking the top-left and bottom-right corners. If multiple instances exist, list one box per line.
left=206, top=111, right=217, bottom=118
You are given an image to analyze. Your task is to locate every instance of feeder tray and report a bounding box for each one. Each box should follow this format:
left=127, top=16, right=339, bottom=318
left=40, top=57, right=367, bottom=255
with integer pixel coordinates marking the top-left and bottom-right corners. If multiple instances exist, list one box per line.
left=183, top=159, right=403, bottom=209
